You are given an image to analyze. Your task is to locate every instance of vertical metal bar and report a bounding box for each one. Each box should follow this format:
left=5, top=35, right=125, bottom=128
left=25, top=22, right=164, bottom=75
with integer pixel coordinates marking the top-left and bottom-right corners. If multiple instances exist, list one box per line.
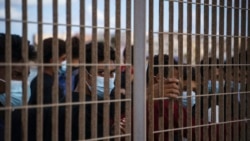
left=4, top=0, right=11, bottom=140
left=225, top=1, right=232, bottom=141
left=158, top=0, right=164, bottom=140
left=36, top=0, right=44, bottom=140
left=114, top=0, right=121, bottom=140
left=247, top=1, right=250, bottom=139
left=78, top=0, right=86, bottom=139
left=210, top=1, right=217, bottom=141
left=203, top=0, right=209, bottom=140
left=186, top=0, right=192, bottom=140
left=178, top=0, right=184, bottom=140
left=52, top=1, right=59, bottom=141
left=103, top=0, right=110, bottom=139
left=218, top=1, right=225, bottom=141
left=240, top=1, right=247, bottom=140
left=195, top=1, right=201, bottom=141
left=147, top=0, right=154, bottom=140
left=133, top=0, right=146, bottom=140
left=21, top=0, right=28, bottom=140
left=233, top=0, right=240, bottom=140
left=125, top=0, right=132, bottom=140
left=91, top=0, right=98, bottom=139
left=65, top=0, right=72, bottom=140
left=168, top=1, right=174, bottom=140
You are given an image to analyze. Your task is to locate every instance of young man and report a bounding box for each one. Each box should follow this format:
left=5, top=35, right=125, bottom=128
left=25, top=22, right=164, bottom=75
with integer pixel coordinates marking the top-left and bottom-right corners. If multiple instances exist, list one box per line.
left=0, top=33, right=36, bottom=107
left=59, top=42, right=116, bottom=140
left=0, top=33, right=36, bottom=141
left=146, top=54, right=185, bottom=140
left=28, top=37, right=66, bottom=104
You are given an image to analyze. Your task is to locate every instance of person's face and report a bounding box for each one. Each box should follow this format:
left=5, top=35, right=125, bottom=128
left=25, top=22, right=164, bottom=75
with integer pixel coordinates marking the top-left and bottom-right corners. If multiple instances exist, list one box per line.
left=86, top=60, right=116, bottom=86
left=182, top=80, right=197, bottom=93
left=0, top=60, right=26, bottom=93
left=59, top=54, right=67, bottom=64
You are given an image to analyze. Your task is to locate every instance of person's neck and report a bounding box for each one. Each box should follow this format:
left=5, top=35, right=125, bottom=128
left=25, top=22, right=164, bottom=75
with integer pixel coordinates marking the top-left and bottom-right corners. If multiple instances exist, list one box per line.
left=44, top=67, right=54, bottom=76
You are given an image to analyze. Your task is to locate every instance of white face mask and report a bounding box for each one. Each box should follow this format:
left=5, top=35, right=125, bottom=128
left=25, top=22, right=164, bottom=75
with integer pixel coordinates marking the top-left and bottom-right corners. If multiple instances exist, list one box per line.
left=86, top=72, right=116, bottom=99
left=182, top=91, right=196, bottom=107
left=59, top=60, right=67, bottom=75
left=0, top=80, right=31, bottom=106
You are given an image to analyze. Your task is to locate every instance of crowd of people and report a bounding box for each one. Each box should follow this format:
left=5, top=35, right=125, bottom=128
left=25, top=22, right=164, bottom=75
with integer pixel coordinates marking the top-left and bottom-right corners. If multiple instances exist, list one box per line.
left=0, top=33, right=247, bottom=141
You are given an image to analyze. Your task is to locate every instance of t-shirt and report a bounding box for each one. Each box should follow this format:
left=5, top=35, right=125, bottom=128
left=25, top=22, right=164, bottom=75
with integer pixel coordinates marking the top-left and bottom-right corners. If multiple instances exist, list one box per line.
left=58, top=92, right=107, bottom=140
left=29, top=73, right=64, bottom=105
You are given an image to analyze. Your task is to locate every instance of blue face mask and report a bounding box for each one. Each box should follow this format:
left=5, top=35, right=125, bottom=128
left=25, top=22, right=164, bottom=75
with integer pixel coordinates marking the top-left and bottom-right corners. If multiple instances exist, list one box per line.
left=208, top=80, right=220, bottom=94
left=96, top=75, right=115, bottom=98
left=86, top=73, right=116, bottom=99
left=0, top=80, right=31, bottom=106
left=182, top=91, right=196, bottom=107
left=230, top=81, right=241, bottom=102
left=59, top=60, right=67, bottom=75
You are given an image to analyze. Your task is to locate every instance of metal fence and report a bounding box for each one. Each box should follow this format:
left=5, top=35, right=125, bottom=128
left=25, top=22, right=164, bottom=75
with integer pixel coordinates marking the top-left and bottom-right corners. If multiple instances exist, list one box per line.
left=0, top=0, right=249, bottom=141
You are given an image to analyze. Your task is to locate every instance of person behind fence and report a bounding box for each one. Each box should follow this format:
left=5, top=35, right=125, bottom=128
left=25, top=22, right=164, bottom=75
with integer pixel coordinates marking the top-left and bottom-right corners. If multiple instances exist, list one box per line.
left=182, top=66, right=197, bottom=108
left=146, top=54, right=188, bottom=140
left=26, top=37, right=66, bottom=141
left=0, top=33, right=36, bottom=141
left=59, top=41, right=116, bottom=140
left=0, top=33, right=36, bottom=107
left=28, top=38, right=66, bottom=105
left=58, top=36, right=80, bottom=96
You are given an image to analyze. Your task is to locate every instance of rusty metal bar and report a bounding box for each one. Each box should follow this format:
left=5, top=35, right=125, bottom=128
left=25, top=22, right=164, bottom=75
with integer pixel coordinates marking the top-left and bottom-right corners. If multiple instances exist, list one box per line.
left=133, top=0, right=146, bottom=140
left=195, top=0, right=201, bottom=140
left=247, top=1, right=250, bottom=139
left=186, top=0, right=192, bottom=140
left=178, top=0, right=184, bottom=140
left=65, top=0, right=72, bottom=140
left=147, top=0, right=154, bottom=140
left=36, top=0, right=44, bottom=140
left=4, top=0, right=11, bottom=140
left=125, top=0, right=132, bottom=140
left=78, top=0, right=86, bottom=139
left=240, top=1, right=247, bottom=141
left=218, top=0, right=225, bottom=141
left=103, top=0, right=110, bottom=139
left=91, top=0, right=98, bottom=139
left=168, top=1, right=174, bottom=140
left=225, top=1, right=232, bottom=141
left=21, top=0, right=28, bottom=140
left=202, top=0, right=209, bottom=140
left=114, top=0, right=121, bottom=140
left=52, top=0, right=59, bottom=141
left=233, top=0, right=240, bottom=140
left=158, top=0, right=164, bottom=140
left=210, top=1, right=217, bottom=141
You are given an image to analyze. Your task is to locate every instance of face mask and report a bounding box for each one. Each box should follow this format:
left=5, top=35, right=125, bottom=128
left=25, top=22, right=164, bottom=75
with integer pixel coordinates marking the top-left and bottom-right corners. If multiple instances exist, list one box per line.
left=86, top=73, right=116, bottom=99
left=96, top=74, right=115, bottom=98
left=59, top=60, right=67, bottom=75
left=230, top=81, right=241, bottom=102
left=208, top=80, right=220, bottom=94
left=0, top=80, right=31, bottom=106
left=182, top=91, right=196, bottom=107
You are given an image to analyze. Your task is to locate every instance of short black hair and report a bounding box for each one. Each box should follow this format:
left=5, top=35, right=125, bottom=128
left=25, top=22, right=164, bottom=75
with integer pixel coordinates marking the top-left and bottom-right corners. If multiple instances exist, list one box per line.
left=183, top=67, right=196, bottom=81
left=123, top=45, right=134, bottom=65
left=146, top=54, right=178, bottom=83
left=43, top=38, right=66, bottom=63
left=85, top=42, right=115, bottom=72
left=71, top=36, right=80, bottom=59
left=200, top=57, right=219, bottom=77
left=0, top=33, right=36, bottom=62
